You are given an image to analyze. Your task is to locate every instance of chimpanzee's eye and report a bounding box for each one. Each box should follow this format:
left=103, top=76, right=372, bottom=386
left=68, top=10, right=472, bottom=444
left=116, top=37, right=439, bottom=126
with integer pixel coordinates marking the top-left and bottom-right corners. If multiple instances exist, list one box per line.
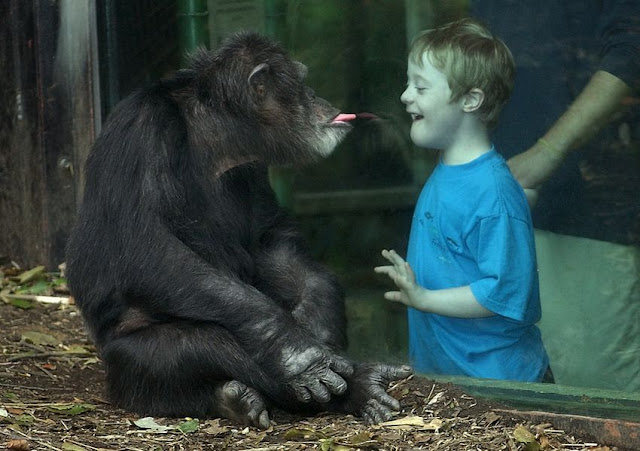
left=305, top=87, right=316, bottom=100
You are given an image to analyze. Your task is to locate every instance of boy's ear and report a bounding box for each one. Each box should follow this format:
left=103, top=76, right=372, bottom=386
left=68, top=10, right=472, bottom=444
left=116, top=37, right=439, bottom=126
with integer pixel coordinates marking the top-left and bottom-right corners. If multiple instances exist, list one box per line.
left=462, top=88, right=485, bottom=113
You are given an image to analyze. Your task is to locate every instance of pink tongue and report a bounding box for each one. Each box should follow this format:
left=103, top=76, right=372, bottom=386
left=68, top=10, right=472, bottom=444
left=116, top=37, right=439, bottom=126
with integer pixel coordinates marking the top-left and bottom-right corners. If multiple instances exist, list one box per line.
left=333, top=113, right=357, bottom=123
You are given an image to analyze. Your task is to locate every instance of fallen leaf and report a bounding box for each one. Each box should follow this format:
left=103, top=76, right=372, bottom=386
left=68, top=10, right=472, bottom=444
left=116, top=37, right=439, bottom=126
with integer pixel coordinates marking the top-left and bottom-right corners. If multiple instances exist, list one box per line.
left=8, top=298, right=34, bottom=310
left=22, top=331, right=58, bottom=347
left=46, top=403, right=96, bottom=415
left=12, top=413, right=34, bottom=427
left=133, top=416, right=172, bottom=433
left=16, top=280, right=49, bottom=295
left=201, top=419, right=230, bottom=435
left=513, top=425, right=536, bottom=443
left=79, top=357, right=100, bottom=369
left=514, top=424, right=541, bottom=450
left=16, top=266, right=45, bottom=284
left=346, top=431, right=373, bottom=444
left=177, top=418, right=199, bottom=433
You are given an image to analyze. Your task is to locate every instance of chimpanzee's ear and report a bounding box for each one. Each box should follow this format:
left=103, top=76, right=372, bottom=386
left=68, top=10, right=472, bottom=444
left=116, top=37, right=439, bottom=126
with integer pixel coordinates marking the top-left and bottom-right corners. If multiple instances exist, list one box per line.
left=248, top=63, right=269, bottom=99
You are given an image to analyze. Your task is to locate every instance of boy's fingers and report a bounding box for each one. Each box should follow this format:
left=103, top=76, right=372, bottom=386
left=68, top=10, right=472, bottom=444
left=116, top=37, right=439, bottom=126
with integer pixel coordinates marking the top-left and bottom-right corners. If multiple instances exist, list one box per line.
left=384, top=291, right=402, bottom=303
left=387, top=249, right=406, bottom=266
left=380, top=249, right=396, bottom=265
left=374, top=266, right=396, bottom=277
left=394, top=277, right=412, bottom=290
left=385, top=291, right=410, bottom=306
left=404, top=262, right=416, bottom=282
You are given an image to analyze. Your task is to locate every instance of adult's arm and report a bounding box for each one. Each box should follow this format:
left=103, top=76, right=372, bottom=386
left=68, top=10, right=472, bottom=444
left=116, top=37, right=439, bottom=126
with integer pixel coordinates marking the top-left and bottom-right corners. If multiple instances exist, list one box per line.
left=508, top=70, right=632, bottom=189
left=509, top=0, right=639, bottom=188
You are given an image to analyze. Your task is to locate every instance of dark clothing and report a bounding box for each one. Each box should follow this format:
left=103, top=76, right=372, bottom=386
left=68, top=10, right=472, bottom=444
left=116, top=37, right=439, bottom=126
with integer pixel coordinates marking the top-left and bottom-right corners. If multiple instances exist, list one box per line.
left=471, top=0, right=640, bottom=240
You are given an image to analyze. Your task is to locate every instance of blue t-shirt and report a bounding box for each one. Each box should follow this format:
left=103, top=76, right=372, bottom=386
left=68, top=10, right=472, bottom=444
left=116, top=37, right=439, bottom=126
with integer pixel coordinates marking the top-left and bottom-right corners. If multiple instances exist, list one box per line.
left=406, top=149, right=549, bottom=382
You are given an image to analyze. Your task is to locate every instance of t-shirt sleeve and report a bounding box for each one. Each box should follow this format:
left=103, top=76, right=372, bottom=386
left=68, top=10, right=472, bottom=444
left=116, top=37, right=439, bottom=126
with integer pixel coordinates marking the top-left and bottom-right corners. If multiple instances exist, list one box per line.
left=598, top=0, right=640, bottom=91
left=467, top=214, right=538, bottom=322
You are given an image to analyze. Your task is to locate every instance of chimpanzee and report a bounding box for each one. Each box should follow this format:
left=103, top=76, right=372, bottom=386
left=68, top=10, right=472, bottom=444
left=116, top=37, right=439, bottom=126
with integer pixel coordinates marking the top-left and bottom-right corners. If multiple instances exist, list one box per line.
left=66, top=32, right=411, bottom=428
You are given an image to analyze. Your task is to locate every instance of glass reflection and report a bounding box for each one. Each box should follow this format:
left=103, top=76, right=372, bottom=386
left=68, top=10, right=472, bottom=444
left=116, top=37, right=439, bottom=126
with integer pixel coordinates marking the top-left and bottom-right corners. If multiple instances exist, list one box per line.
left=271, top=0, right=640, bottom=392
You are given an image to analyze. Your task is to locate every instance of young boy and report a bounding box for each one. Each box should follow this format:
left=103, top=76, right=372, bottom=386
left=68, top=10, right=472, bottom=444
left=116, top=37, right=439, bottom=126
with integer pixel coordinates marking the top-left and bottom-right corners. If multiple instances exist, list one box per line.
left=374, top=18, right=550, bottom=382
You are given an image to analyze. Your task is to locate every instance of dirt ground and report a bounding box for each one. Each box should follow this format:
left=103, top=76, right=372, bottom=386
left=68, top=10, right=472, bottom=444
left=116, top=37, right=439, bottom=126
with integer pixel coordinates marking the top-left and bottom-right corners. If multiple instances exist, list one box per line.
left=0, top=265, right=616, bottom=451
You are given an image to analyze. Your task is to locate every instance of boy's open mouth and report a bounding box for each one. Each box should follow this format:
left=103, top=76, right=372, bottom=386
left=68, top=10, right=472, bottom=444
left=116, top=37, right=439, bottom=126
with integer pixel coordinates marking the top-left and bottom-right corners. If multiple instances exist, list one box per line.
left=411, top=114, right=424, bottom=121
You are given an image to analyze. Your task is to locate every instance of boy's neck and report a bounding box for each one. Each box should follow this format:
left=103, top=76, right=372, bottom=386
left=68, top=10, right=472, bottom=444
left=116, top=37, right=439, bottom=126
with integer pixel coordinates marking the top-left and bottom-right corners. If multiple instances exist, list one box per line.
left=441, top=122, right=492, bottom=165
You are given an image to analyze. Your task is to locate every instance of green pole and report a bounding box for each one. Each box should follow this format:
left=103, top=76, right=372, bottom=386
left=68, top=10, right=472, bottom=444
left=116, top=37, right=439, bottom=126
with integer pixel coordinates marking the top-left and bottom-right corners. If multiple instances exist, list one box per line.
left=264, top=0, right=294, bottom=209
left=178, top=0, right=210, bottom=64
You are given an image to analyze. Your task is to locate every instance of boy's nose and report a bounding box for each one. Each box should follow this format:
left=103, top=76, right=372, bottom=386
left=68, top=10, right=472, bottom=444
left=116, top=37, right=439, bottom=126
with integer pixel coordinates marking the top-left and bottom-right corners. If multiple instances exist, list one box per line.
left=400, top=87, right=411, bottom=104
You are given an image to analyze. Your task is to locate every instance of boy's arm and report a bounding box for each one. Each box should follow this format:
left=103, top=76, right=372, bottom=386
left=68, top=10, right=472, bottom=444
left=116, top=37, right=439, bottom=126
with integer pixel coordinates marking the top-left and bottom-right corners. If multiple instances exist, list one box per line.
left=374, top=249, right=494, bottom=318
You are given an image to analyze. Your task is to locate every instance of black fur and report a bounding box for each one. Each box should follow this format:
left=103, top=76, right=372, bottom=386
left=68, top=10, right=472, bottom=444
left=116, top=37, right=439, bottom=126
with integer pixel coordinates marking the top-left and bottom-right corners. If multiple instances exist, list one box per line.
left=66, top=32, right=409, bottom=428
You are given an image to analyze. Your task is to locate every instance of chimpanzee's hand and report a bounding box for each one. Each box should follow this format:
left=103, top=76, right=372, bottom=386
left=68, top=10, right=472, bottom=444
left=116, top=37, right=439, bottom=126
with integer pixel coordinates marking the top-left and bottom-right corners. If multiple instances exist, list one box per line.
left=282, top=346, right=354, bottom=403
left=341, top=363, right=412, bottom=424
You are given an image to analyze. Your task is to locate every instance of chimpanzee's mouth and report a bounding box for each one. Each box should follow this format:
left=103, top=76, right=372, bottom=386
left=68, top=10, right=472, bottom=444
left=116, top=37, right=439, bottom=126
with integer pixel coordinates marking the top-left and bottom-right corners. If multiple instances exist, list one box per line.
left=330, top=113, right=357, bottom=125
left=329, top=112, right=380, bottom=126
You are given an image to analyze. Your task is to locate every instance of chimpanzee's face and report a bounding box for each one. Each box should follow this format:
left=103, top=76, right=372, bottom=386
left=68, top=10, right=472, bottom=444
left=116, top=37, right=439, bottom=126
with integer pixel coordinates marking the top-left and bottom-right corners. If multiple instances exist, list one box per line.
left=189, top=33, right=354, bottom=167
left=249, top=57, right=353, bottom=164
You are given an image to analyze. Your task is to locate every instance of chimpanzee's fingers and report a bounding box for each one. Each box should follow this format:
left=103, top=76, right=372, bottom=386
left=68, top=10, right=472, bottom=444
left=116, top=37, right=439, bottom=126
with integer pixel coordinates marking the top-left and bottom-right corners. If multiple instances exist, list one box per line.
left=291, top=384, right=312, bottom=402
left=330, top=354, right=355, bottom=377
left=256, top=410, right=270, bottom=430
left=368, top=363, right=412, bottom=409
left=320, top=370, right=348, bottom=396
left=361, top=410, right=375, bottom=425
left=379, top=364, right=413, bottom=382
left=215, top=381, right=271, bottom=429
left=362, top=399, right=394, bottom=424
left=308, top=379, right=332, bottom=403
left=247, top=404, right=271, bottom=430
left=368, top=385, right=401, bottom=411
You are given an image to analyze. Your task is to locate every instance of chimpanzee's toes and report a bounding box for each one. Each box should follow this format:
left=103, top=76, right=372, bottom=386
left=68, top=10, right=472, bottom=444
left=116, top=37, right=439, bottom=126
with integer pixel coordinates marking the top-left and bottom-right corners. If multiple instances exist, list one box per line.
left=214, top=380, right=270, bottom=429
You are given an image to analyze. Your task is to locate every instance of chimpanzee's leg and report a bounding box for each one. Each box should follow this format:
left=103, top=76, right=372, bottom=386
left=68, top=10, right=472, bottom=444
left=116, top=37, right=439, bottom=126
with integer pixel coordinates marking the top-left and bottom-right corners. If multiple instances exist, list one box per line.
left=100, top=322, right=273, bottom=428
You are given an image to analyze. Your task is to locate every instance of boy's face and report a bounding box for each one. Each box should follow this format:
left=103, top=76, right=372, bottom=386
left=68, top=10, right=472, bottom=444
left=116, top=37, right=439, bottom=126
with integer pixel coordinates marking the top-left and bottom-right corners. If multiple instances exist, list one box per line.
left=400, top=53, right=465, bottom=151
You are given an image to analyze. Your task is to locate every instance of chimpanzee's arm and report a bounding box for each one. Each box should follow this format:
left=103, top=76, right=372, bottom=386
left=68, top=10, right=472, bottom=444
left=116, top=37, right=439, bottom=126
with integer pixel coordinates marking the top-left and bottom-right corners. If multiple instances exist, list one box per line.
left=253, top=227, right=347, bottom=350
left=122, top=224, right=353, bottom=403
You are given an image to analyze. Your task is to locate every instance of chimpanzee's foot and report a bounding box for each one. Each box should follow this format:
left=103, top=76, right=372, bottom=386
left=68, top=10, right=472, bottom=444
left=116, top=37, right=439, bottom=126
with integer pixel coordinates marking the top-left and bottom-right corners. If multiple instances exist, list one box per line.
left=213, top=380, right=270, bottom=429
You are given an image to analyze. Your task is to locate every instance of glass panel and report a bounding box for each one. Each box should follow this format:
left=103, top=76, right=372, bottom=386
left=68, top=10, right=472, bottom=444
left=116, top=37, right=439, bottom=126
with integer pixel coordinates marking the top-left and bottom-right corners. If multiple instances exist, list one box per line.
left=231, top=0, right=639, bottom=394
left=102, top=0, right=640, bottom=398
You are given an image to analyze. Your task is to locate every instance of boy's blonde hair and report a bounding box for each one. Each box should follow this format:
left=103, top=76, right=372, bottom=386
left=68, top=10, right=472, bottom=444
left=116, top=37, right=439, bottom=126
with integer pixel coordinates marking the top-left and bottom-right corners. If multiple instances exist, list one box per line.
left=409, top=18, right=514, bottom=129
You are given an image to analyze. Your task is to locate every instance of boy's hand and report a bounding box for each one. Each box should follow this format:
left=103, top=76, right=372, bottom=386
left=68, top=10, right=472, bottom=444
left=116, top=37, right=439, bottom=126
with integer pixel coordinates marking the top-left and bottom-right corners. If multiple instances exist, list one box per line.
left=374, top=249, right=423, bottom=307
